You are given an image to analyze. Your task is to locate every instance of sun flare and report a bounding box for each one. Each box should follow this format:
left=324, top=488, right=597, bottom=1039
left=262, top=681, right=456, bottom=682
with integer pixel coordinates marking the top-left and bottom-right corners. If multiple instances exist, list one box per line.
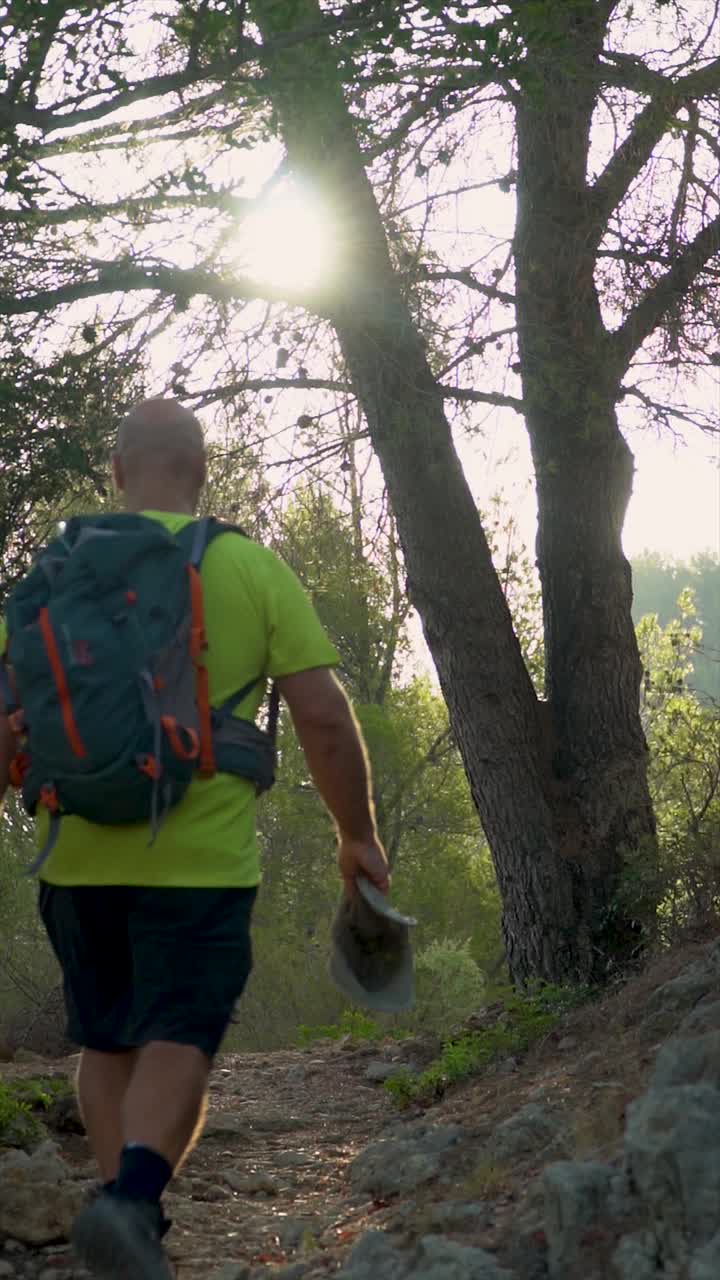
left=237, top=184, right=335, bottom=293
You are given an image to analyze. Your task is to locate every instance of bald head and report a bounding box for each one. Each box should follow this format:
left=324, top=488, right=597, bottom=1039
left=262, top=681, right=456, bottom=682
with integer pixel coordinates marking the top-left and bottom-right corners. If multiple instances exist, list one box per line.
left=113, top=398, right=206, bottom=513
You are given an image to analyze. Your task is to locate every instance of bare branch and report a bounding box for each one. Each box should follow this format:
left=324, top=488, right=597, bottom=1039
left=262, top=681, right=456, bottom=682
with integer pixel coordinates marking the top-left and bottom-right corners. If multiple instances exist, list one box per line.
left=0, top=261, right=321, bottom=317
left=191, top=375, right=524, bottom=413
left=611, top=210, right=720, bottom=372
left=0, top=191, right=250, bottom=227
left=422, top=268, right=516, bottom=307
left=0, top=55, right=255, bottom=134
left=592, top=53, right=720, bottom=237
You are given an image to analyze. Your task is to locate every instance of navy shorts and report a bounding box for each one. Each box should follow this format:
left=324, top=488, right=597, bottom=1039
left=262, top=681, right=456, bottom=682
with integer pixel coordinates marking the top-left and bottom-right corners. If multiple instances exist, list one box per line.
left=39, top=883, right=257, bottom=1058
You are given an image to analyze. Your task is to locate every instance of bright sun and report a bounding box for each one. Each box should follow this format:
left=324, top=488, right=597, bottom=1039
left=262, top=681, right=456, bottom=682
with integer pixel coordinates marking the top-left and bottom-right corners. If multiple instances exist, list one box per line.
left=237, top=184, right=335, bottom=293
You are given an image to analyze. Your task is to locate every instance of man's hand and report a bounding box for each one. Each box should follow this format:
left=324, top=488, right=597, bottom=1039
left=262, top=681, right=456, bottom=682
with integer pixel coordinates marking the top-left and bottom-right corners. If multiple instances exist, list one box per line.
left=337, top=836, right=390, bottom=898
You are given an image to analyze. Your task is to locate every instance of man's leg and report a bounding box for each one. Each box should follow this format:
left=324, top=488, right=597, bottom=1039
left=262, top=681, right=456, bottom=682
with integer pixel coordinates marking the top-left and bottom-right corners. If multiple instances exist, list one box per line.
left=76, top=1048, right=138, bottom=1182
left=71, top=887, right=256, bottom=1279
left=121, top=1040, right=210, bottom=1170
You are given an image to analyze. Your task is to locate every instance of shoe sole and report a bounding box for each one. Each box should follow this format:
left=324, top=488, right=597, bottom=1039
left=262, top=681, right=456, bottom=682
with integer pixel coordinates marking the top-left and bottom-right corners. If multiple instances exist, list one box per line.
left=71, top=1197, right=173, bottom=1280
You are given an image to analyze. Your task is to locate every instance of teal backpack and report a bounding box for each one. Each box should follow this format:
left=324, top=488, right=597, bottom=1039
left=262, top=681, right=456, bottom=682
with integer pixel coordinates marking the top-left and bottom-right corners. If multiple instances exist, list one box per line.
left=0, top=513, right=279, bottom=873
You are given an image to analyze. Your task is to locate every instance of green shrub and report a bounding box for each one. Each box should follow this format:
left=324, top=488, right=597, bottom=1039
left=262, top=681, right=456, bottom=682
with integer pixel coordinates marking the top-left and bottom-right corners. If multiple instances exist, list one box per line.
left=412, top=937, right=486, bottom=1036
left=0, top=1082, right=44, bottom=1147
left=6, top=1076, right=73, bottom=1110
left=385, top=982, right=595, bottom=1105
left=297, top=1008, right=383, bottom=1047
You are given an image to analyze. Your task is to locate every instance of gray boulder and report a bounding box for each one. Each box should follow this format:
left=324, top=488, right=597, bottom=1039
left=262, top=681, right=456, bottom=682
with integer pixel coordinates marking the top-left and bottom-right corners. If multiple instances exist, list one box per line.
left=0, top=1143, right=84, bottom=1244
left=611, top=1230, right=661, bottom=1280
left=202, top=1111, right=248, bottom=1139
left=492, top=1103, right=564, bottom=1161
left=689, top=1232, right=720, bottom=1280
left=542, top=1161, right=613, bottom=1280
left=350, top=1128, right=463, bottom=1198
left=365, top=1060, right=417, bottom=1084
left=624, top=1084, right=720, bottom=1258
left=641, top=946, right=720, bottom=1037
left=679, top=999, right=720, bottom=1037
left=650, top=1032, right=720, bottom=1090
left=339, top=1230, right=511, bottom=1280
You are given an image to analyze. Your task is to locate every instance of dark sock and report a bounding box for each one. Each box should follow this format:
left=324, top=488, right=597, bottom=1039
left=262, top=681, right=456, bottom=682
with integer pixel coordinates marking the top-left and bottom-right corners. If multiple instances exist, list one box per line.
left=111, top=1144, right=173, bottom=1204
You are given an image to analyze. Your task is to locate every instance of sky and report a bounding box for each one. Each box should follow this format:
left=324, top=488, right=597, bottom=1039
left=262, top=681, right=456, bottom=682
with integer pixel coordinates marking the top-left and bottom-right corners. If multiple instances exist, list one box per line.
left=458, top=404, right=720, bottom=565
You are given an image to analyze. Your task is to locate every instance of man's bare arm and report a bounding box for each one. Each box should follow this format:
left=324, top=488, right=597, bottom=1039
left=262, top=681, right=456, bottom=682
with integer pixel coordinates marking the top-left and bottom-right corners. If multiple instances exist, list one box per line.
left=276, top=667, right=389, bottom=894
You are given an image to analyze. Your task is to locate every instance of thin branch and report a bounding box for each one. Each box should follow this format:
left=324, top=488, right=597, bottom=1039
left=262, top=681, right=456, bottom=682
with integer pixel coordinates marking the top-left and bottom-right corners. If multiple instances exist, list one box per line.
left=0, top=190, right=251, bottom=227
left=0, top=55, right=256, bottom=134
left=0, top=262, right=322, bottom=317
left=610, top=209, right=720, bottom=373
left=191, top=375, right=524, bottom=413
left=422, top=268, right=516, bottom=307
left=591, top=53, right=720, bottom=237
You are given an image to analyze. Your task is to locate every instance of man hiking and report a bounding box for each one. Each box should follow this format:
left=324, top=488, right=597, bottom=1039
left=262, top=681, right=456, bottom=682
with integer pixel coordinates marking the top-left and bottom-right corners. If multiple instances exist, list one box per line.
left=0, top=397, right=389, bottom=1280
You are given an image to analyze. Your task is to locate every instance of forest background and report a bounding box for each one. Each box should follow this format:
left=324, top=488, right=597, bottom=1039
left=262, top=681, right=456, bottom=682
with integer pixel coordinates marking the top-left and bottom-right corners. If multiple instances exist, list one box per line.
left=0, top=0, right=718, bottom=1051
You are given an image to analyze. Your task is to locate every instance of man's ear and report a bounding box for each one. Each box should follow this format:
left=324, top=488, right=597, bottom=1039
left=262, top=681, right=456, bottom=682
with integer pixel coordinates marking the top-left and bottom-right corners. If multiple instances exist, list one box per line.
left=111, top=452, right=125, bottom=492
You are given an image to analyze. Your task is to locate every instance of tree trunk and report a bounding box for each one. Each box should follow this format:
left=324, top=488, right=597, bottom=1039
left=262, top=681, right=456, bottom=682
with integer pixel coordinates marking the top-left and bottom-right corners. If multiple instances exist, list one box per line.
left=251, top=0, right=656, bottom=983
left=513, top=3, right=657, bottom=968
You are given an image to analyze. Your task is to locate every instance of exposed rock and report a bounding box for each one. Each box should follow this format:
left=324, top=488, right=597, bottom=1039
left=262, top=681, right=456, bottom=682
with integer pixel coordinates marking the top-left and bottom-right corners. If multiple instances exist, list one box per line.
left=222, top=1168, right=280, bottom=1196
left=274, top=1151, right=315, bottom=1169
left=364, top=1060, right=417, bottom=1084
left=273, top=1264, right=307, bottom=1280
left=557, top=1037, right=578, bottom=1052
left=274, top=1217, right=318, bottom=1250
left=649, top=1032, right=720, bottom=1090
left=641, top=946, right=720, bottom=1037
left=202, top=1112, right=248, bottom=1139
left=213, top=1265, right=251, bottom=1280
left=426, top=1202, right=493, bottom=1232
left=249, top=1113, right=307, bottom=1134
left=339, top=1230, right=511, bottom=1280
left=0, top=1144, right=84, bottom=1244
left=542, top=1161, right=613, bottom=1279
left=624, top=1084, right=720, bottom=1259
left=679, top=999, right=720, bottom=1037
left=610, top=1230, right=660, bottom=1280
left=689, top=1232, right=720, bottom=1280
left=492, top=1103, right=564, bottom=1161
left=350, top=1128, right=463, bottom=1198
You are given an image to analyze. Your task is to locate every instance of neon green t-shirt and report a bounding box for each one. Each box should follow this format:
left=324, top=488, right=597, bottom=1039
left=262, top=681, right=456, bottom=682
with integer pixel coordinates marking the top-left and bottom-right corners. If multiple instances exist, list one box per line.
left=2, top=512, right=339, bottom=888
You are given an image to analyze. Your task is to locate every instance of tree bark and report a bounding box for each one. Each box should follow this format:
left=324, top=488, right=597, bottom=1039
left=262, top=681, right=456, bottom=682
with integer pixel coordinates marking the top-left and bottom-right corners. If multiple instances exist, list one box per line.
left=513, top=2, right=657, bottom=968
left=250, top=0, right=656, bottom=983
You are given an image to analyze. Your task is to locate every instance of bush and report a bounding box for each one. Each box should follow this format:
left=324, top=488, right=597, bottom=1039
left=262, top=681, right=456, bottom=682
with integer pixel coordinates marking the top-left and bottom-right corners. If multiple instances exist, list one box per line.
left=0, top=1081, right=45, bottom=1148
left=297, top=1008, right=383, bottom=1047
left=411, top=937, right=486, bottom=1036
left=385, top=982, right=595, bottom=1105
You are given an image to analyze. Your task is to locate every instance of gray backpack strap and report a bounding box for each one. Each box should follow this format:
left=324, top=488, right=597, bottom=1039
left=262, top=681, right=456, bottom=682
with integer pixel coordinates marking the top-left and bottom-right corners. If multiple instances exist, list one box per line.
left=189, top=517, right=212, bottom=567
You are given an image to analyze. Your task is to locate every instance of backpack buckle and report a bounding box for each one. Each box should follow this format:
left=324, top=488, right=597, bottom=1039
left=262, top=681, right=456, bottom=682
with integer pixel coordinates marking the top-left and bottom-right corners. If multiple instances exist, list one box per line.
left=137, top=754, right=162, bottom=781
left=39, top=783, right=60, bottom=813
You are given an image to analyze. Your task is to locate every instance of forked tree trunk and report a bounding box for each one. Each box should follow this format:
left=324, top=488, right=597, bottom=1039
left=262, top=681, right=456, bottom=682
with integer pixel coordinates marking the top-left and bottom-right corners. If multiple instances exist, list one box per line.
left=251, top=0, right=657, bottom=983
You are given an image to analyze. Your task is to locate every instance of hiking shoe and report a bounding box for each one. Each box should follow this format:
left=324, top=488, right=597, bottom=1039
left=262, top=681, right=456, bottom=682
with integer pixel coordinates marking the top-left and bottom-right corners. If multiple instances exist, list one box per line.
left=71, top=1193, right=174, bottom=1279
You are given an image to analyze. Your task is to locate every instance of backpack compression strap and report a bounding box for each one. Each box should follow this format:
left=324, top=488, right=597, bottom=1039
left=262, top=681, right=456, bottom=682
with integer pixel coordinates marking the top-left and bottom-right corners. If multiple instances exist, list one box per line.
left=186, top=518, right=216, bottom=778
left=181, top=518, right=280, bottom=787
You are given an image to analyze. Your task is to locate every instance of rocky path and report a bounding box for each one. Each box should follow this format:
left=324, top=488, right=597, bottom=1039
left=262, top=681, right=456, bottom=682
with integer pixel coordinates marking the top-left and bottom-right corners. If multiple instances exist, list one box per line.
left=0, top=1038, right=425, bottom=1280
left=5, top=937, right=720, bottom=1280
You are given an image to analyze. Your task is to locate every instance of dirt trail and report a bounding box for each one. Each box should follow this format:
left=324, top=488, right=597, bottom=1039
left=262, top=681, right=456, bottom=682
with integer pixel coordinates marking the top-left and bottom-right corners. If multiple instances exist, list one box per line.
left=2, top=1041, right=404, bottom=1279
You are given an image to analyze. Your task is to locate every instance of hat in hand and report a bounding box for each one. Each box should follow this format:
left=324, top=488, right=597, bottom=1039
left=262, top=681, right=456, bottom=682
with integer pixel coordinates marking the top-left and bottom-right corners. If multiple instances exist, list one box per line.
left=329, top=875, right=417, bottom=1013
